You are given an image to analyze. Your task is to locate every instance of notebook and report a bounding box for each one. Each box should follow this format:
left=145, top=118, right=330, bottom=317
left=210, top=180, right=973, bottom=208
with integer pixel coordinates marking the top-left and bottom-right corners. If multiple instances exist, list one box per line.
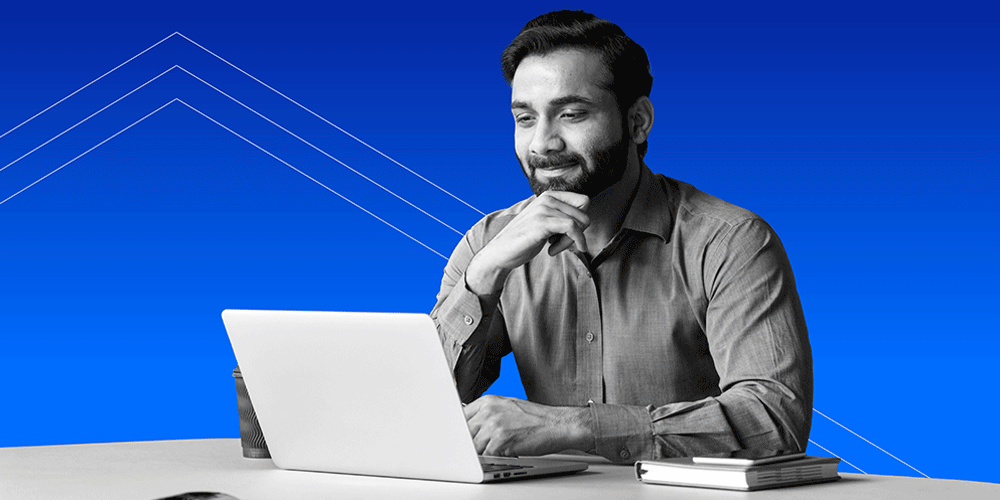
left=636, top=454, right=840, bottom=491
left=221, top=309, right=588, bottom=483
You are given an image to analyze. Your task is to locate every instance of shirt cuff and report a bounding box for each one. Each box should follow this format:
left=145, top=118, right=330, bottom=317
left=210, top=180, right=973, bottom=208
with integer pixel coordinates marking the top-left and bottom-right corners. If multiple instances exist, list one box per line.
left=439, top=273, right=498, bottom=349
left=589, top=403, right=655, bottom=464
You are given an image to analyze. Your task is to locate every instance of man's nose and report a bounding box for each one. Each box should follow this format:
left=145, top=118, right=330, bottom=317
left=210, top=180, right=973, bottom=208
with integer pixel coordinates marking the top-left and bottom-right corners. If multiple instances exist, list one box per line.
left=529, top=119, right=565, bottom=156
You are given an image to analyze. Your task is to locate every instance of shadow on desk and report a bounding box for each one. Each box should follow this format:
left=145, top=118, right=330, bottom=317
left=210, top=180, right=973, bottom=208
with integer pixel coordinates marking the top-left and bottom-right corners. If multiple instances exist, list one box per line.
left=156, top=493, right=241, bottom=500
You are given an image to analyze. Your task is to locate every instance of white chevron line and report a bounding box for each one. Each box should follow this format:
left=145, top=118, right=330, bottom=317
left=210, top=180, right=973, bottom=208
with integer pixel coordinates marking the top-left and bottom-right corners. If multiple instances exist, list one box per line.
left=174, top=66, right=463, bottom=236
left=1, top=66, right=179, bottom=175
left=1, top=64, right=463, bottom=237
left=0, top=99, right=179, bottom=206
left=175, top=99, right=448, bottom=260
left=0, top=31, right=485, bottom=216
left=0, top=98, right=449, bottom=260
left=174, top=33, right=486, bottom=216
left=0, top=32, right=178, bottom=140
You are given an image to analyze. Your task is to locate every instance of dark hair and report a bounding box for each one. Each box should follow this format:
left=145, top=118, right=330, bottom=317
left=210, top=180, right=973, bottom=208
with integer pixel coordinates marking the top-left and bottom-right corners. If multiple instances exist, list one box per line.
left=501, top=10, right=653, bottom=158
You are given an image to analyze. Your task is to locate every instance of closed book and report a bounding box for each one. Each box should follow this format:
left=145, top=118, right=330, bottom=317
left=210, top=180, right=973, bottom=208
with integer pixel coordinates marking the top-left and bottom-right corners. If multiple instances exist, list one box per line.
left=635, top=456, right=841, bottom=491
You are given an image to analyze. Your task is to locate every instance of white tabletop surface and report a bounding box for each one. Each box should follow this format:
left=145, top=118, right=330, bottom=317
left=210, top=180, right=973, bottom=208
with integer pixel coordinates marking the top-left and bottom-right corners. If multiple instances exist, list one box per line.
left=1, top=439, right=996, bottom=500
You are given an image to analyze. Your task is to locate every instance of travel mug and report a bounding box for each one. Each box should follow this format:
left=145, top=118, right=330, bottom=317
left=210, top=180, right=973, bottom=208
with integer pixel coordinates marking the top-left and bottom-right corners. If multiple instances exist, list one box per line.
left=233, top=366, right=270, bottom=458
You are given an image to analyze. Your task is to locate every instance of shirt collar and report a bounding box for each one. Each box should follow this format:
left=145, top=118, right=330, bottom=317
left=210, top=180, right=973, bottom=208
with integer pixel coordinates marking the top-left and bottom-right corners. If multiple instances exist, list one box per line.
left=619, top=164, right=675, bottom=243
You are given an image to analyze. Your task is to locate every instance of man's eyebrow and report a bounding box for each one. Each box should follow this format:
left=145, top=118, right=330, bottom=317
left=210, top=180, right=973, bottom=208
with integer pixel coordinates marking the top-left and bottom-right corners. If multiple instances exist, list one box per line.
left=511, top=100, right=532, bottom=110
left=549, top=95, right=595, bottom=107
left=511, top=95, right=595, bottom=110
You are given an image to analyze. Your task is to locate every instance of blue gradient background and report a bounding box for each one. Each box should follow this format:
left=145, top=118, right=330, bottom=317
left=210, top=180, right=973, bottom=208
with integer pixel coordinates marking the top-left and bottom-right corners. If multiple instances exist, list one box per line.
left=1, top=0, right=997, bottom=484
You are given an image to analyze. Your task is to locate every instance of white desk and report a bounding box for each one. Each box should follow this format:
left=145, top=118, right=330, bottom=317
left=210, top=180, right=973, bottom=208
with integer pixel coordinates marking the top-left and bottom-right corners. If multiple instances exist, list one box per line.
left=1, top=439, right=996, bottom=499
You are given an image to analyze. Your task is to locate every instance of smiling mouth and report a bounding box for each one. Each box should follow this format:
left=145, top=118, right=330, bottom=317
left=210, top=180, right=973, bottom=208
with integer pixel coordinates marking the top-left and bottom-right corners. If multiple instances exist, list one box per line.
left=537, top=162, right=579, bottom=172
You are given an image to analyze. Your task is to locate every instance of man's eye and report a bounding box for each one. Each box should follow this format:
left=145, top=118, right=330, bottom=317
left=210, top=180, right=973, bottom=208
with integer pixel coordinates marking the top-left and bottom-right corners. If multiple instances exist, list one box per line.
left=515, top=115, right=536, bottom=126
left=561, top=111, right=588, bottom=121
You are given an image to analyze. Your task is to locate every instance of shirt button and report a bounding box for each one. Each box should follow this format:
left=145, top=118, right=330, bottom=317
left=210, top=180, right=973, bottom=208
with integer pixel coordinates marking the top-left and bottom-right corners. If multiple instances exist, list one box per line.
left=619, top=448, right=631, bottom=460
left=585, top=332, right=595, bottom=343
left=463, top=315, right=474, bottom=326
left=585, top=271, right=592, bottom=279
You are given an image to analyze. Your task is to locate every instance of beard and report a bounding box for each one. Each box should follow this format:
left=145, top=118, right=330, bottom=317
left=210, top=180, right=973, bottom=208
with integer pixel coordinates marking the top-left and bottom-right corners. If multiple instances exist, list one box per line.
left=521, top=130, right=631, bottom=198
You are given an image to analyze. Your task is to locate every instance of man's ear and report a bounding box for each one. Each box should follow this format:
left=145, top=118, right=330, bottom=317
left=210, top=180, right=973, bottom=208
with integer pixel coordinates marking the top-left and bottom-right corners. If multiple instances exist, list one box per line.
left=627, top=96, right=654, bottom=145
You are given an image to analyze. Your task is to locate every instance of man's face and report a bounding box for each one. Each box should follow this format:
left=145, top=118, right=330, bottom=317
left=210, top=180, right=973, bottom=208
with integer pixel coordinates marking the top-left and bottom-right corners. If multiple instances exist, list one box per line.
left=511, top=48, right=630, bottom=197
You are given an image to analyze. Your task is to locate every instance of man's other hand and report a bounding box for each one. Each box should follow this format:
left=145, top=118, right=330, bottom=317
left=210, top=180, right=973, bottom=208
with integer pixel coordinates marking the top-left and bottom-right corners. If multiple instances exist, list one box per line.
left=463, top=394, right=594, bottom=457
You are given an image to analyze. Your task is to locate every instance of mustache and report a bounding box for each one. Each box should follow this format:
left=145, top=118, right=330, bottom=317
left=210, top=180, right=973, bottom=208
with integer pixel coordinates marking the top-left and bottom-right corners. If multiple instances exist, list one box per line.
left=527, top=152, right=585, bottom=170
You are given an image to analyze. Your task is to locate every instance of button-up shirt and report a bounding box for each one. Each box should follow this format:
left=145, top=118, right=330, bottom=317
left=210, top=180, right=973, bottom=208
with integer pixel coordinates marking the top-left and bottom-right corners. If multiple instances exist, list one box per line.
left=431, top=165, right=812, bottom=463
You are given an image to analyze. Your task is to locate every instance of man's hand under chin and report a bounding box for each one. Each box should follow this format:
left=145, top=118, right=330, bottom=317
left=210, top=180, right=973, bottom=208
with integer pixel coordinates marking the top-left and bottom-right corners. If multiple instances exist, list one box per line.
left=463, top=395, right=595, bottom=457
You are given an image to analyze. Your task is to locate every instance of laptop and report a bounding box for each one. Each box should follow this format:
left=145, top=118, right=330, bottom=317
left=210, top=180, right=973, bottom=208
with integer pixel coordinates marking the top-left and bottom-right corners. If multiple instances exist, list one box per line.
left=221, top=309, right=589, bottom=483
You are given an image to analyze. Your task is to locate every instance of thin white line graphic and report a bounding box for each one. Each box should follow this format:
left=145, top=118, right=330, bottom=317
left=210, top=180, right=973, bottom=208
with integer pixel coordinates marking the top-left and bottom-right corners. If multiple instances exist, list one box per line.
left=0, top=32, right=179, bottom=140
left=0, top=31, right=485, bottom=216
left=808, top=438, right=867, bottom=474
left=174, top=66, right=463, bottom=236
left=1, top=66, right=179, bottom=174
left=173, top=32, right=487, bottom=216
left=0, top=98, right=449, bottom=260
left=1, top=63, right=463, bottom=237
left=813, top=408, right=929, bottom=478
left=174, top=99, right=449, bottom=260
left=0, top=99, right=179, bottom=206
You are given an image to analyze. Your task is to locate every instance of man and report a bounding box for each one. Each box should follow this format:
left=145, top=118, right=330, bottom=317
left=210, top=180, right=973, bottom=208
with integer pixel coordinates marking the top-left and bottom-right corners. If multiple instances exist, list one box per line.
left=431, top=10, right=812, bottom=464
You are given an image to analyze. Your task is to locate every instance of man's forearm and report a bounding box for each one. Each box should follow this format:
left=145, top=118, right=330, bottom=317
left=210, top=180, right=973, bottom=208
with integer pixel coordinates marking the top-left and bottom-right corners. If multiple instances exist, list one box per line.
left=584, top=379, right=809, bottom=464
left=650, top=382, right=809, bottom=458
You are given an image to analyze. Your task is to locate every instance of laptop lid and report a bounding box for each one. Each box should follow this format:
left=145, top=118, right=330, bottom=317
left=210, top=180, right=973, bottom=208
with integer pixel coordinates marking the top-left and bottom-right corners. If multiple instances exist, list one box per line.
left=221, top=309, right=586, bottom=483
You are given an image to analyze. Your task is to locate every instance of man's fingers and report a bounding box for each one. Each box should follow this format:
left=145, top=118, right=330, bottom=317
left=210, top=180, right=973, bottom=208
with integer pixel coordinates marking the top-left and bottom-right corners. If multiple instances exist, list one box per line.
left=475, top=191, right=590, bottom=272
left=547, top=235, right=575, bottom=256
left=544, top=217, right=588, bottom=256
left=534, top=192, right=590, bottom=256
left=544, top=190, right=590, bottom=211
left=472, top=432, right=488, bottom=455
left=466, top=403, right=488, bottom=454
left=537, top=193, right=590, bottom=228
left=483, top=437, right=502, bottom=458
left=467, top=419, right=483, bottom=442
left=463, top=401, right=478, bottom=420
left=547, top=232, right=588, bottom=256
